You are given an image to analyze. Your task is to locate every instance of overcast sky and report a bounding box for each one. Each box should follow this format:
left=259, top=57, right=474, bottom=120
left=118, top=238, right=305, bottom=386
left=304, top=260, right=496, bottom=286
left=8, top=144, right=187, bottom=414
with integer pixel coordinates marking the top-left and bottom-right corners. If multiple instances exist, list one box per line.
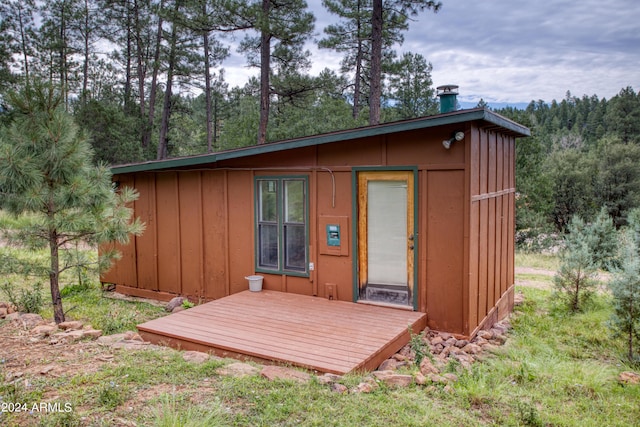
left=224, top=0, right=640, bottom=108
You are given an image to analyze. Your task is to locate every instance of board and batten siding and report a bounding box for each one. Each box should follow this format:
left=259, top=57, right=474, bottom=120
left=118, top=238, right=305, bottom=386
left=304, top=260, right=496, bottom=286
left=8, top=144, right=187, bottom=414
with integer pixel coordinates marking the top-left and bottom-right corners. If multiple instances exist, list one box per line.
left=467, top=126, right=516, bottom=336
left=101, top=170, right=254, bottom=301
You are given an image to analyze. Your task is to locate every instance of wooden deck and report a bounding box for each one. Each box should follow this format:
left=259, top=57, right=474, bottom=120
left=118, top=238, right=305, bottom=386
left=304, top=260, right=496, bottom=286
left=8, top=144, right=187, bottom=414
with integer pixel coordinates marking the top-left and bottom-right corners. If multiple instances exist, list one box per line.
left=137, top=290, right=427, bottom=374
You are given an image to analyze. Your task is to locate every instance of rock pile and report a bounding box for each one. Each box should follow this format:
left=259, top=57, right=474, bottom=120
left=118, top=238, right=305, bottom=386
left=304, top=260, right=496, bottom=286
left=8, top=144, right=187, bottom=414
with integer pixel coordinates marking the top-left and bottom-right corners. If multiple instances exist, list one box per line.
left=0, top=301, right=17, bottom=319
left=319, top=319, right=513, bottom=393
left=619, top=371, right=640, bottom=385
left=11, top=314, right=104, bottom=343
left=1, top=307, right=105, bottom=344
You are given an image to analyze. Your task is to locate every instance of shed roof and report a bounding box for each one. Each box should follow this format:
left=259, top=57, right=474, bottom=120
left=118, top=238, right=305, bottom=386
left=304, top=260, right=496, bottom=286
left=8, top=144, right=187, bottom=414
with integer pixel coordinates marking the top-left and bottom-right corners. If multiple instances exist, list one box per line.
left=111, top=108, right=530, bottom=174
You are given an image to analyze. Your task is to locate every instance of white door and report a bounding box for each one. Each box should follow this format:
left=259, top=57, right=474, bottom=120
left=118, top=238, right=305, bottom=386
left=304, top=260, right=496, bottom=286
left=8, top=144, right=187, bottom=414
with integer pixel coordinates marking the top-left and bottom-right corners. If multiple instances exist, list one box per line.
left=357, top=171, right=415, bottom=306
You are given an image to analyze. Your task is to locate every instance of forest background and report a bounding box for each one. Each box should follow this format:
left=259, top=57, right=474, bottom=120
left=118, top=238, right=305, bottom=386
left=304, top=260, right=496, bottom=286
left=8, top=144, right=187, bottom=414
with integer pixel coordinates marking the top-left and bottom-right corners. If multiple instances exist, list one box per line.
left=1, top=0, right=639, bottom=244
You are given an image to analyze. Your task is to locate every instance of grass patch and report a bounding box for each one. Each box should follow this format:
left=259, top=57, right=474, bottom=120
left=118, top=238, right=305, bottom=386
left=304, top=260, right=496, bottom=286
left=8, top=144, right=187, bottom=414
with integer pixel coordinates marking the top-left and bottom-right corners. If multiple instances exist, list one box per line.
left=50, top=285, right=165, bottom=333
left=0, top=241, right=164, bottom=331
left=515, top=251, right=560, bottom=271
left=152, top=392, right=229, bottom=426
left=463, top=286, right=640, bottom=426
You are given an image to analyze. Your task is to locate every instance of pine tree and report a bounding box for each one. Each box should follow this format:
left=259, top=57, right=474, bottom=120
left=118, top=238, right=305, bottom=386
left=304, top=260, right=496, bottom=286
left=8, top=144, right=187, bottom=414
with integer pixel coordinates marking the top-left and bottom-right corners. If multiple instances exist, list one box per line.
left=608, top=223, right=640, bottom=362
left=369, top=0, right=440, bottom=125
left=593, top=137, right=640, bottom=228
left=238, top=0, right=315, bottom=145
left=553, top=215, right=599, bottom=312
left=0, top=82, right=144, bottom=323
left=386, top=51, right=437, bottom=119
left=588, top=206, right=618, bottom=270
left=0, top=0, right=37, bottom=87
left=605, top=86, right=640, bottom=144
left=319, top=0, right=373, bottom=121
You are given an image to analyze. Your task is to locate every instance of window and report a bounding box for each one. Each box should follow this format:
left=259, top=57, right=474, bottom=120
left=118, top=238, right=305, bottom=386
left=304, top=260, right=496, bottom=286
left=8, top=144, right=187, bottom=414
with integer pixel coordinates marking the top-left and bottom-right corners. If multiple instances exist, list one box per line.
left=256, top=176, right=308, bottom=274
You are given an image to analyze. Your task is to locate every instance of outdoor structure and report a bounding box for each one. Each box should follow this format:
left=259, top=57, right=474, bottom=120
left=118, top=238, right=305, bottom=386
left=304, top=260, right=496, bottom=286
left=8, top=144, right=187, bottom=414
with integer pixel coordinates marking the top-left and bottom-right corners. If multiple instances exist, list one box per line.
left=101, top=107, right=529, bottom=339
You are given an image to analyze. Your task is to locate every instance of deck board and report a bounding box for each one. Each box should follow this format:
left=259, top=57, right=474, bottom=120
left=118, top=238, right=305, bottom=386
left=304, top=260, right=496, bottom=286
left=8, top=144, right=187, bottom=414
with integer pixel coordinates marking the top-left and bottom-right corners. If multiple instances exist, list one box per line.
left=137, top=290, right=427, bottom=374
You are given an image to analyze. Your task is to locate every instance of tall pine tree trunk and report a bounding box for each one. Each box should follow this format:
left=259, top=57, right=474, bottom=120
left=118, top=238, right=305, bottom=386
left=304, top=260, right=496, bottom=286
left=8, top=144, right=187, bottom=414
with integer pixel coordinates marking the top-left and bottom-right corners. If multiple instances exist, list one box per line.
left=124, top=0, right=133, bottom=112
left=203, top=2, right=213, bottom=153
left=369, top=0, right=382, bottom=125
left=353, top=39, right=363, bottom=120
left=81, top=0, right=90, bottom=104
left=630, top=297, right=635, bottom=360
left=352, top=0, right=364, bottom=120
left=157, top=1, right=179, bottom=159
left=17, top=5, right=30, bottom=85
left=59, top=3, right=68, bottom=110
left=144, top=0, right=164, bottom=149
left=258, top=0, right=271, bottom=145
left=47, top=217, right=64, bottom=323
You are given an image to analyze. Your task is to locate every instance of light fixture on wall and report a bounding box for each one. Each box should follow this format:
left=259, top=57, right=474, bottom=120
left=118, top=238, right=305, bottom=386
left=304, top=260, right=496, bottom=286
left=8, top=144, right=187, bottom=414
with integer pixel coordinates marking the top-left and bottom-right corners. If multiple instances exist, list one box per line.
left=442, top=131, right=465, bottom=150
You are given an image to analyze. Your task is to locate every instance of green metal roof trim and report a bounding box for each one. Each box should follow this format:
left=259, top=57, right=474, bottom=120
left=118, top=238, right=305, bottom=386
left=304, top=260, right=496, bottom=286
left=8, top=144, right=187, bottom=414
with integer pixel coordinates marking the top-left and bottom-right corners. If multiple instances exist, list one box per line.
left=111, top=108, right=530, bottom=174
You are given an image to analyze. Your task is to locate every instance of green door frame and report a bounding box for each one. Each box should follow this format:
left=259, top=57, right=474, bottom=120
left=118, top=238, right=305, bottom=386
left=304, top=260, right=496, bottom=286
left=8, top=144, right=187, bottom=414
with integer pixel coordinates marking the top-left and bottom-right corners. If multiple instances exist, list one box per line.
left=351, top=166, right=419, bottom=310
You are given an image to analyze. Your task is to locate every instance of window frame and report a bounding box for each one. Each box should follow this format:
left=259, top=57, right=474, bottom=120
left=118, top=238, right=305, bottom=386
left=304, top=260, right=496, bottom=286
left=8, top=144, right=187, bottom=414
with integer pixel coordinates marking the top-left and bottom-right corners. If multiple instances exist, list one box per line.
left=254, top=175, right=309, bottom=277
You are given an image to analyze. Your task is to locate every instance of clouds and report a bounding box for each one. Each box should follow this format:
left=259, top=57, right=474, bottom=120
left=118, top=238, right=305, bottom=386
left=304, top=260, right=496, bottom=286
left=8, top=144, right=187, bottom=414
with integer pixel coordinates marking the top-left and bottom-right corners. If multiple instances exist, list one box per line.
left=225, top=0, right=640, bottom=106
left=403, top=0, right=640, bottom=104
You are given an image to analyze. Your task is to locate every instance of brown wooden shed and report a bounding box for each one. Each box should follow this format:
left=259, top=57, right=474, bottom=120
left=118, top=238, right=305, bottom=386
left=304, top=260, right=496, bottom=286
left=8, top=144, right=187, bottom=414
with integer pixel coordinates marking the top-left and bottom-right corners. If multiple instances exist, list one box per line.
left=101, top=107, right=530, bottom=338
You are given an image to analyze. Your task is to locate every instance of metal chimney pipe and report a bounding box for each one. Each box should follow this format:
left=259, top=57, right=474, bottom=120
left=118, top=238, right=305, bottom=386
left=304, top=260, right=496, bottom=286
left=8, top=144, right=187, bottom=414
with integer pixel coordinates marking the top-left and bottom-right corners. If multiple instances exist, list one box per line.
left=437, top=85, right=459, bottom=113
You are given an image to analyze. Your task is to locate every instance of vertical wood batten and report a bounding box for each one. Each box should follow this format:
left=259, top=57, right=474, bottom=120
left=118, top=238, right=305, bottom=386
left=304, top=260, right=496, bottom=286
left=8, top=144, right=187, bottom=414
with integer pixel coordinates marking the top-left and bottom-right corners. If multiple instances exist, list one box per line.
left=501, top=138, right=510, bottom=296
left=156, top=172, right=181, bottom=294
left=101, top=175, right=138, bottom=287
left=419, top=169, right=428, bottom=313
left=224, top=170, right=231, bottom=297
left=489, top=131, right=498, bottom=307
left=227, top=171, right=253, bottom=295
left=508, top=137, right=516, bottom=288
left=124, top=174, right=139, bottom=287
left=135, top=173, right=159, bottom=291
left=495, top=135, right=504, bottom=304
left=202, top=171, right=228, bottom=300
left=478, top=129, right=489, bottom=321
left=462, top=125, right=473, bottom=334
left=178, top=172, right=204, bottom=298
left=468, top=126, right=481, bottom=331
left=495, top=193, right=503, bottom=305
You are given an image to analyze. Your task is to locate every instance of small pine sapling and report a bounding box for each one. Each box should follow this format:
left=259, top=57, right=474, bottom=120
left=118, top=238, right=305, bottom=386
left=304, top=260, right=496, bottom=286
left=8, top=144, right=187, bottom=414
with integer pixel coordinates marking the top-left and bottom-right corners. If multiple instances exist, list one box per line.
left=553, top=216, right=599, bottom=312
left=588, top=206, right=618, bottom=270
left=608, top=219, right=640, bottom=362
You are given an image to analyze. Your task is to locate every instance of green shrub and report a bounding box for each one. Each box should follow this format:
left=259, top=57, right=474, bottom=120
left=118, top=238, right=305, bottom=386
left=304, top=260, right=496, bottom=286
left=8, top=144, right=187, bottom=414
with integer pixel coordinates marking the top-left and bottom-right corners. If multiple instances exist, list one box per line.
left=98, top=309, right=138, bottom=335
left=0, top=281, right=44, bottom=313
left=153, top=394, right=226, bottom=427
left=96, top=381, right=129, bottom=409
left=39, top=411, right=81, bottom=427
left=516, top=401, right=543, bottom=427
left=408, top=328, right=429, bottom=365
left=60, top=281, right=92, bottom=297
